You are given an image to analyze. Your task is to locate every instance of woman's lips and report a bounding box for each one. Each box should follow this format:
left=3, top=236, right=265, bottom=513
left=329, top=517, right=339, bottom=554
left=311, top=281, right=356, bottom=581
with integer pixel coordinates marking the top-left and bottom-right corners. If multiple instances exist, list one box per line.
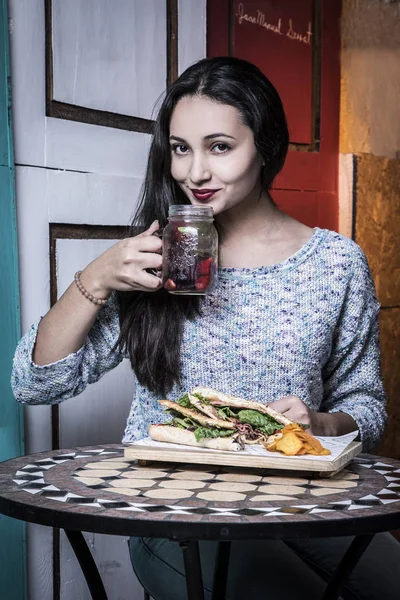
left=191, top=188, right=221, bottom=201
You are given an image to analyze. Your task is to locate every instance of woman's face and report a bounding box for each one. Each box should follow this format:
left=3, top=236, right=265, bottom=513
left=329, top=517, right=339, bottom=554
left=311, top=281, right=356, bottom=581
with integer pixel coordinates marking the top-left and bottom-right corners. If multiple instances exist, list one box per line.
left=169, top=95, right=263, bottom=216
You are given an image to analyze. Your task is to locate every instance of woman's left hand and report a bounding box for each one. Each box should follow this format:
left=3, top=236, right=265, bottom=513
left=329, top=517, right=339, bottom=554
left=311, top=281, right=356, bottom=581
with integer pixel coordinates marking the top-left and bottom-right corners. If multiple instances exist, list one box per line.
left=270, top=395, right=320, bottom=435
left=270, top=396, right=358, bottom=437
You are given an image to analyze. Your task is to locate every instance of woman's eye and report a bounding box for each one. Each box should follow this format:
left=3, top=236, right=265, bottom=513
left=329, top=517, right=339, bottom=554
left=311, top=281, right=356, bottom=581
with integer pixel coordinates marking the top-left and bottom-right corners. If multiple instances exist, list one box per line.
left=172, top=144, right=189, bottom=155
left=212, top=143, right=230, bottom=154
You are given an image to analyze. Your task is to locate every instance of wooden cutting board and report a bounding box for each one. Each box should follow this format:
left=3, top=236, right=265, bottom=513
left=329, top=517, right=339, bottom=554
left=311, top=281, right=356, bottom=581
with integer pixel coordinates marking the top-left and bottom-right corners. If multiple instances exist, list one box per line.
left=124, top=440, right=362, bottom=475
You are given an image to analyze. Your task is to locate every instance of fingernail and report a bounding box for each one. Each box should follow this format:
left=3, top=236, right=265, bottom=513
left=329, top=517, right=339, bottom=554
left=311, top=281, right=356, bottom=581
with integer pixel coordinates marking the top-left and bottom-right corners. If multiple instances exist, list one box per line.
left=151, top=219, right=159, bottom=227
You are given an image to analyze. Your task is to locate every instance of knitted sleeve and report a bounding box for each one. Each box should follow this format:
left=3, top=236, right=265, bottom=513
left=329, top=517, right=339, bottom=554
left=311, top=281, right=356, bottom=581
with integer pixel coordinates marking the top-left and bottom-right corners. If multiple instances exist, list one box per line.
left=11, top=293, right=123, bottom=405
left=320, top=247, right=387, bottom=452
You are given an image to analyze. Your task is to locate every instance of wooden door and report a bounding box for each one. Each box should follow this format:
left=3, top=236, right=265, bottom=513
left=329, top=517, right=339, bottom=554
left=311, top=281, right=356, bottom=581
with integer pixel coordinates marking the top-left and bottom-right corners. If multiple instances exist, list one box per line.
left=9, top=1, right=206, bottom=598
left=207, top=0, right=341, bottom=230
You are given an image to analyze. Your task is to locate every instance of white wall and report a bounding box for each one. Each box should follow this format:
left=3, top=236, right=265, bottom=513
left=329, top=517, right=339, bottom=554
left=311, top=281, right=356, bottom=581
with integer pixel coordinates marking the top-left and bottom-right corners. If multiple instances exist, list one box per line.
left=9, top=1, right=206, bottom=598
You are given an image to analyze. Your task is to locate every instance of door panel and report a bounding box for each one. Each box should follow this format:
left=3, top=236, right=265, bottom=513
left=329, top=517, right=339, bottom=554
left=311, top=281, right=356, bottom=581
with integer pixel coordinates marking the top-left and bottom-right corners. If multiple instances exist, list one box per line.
left=178, top=0, right=206, bottom=72
left=56, top=238, right=134, bottom=449
left=207, top=0, right=341, bottom=229
left=52, top=0, right=167, bottom=119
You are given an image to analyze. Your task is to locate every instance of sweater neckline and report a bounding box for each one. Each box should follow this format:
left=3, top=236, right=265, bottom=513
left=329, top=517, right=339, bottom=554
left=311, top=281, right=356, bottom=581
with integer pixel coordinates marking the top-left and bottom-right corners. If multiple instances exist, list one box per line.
left=218, top=227, right=328, bottom=279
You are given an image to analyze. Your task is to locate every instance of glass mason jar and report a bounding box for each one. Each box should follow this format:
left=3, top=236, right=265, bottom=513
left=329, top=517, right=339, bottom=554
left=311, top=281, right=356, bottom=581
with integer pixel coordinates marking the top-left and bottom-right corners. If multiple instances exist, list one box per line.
left=162, top=205, right=218, bottom=295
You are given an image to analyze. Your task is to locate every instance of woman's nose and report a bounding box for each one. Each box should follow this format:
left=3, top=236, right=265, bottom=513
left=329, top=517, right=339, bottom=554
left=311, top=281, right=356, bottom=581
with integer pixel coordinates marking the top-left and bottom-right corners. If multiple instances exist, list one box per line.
left=189, top=153, right=211, bottom=184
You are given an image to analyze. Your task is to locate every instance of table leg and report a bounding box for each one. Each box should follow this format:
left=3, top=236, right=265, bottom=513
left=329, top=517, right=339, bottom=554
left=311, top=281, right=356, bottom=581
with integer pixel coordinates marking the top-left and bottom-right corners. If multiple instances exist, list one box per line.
left=64, top=529, right=108, bottom=600
left=180, top=541, right=205, bottom=600
left=211, top=541, right=231, bottom=600
left=321, top=533, right=375, bottom=600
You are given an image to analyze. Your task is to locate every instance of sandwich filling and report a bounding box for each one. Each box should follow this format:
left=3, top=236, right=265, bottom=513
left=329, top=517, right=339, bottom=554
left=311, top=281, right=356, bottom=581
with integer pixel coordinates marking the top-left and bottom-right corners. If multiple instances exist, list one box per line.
left=159, top=390, right=288, bottom=446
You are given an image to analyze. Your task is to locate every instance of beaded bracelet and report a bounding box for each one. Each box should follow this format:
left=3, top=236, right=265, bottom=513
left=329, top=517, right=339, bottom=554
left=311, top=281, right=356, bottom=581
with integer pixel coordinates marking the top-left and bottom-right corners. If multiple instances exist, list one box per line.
left=74, top=271, right=108, bottom=306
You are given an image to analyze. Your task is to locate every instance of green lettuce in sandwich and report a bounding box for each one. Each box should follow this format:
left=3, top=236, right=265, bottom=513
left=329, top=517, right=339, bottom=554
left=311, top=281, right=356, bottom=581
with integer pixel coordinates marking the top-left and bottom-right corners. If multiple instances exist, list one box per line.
left=148, top=387, right=294, bottom=452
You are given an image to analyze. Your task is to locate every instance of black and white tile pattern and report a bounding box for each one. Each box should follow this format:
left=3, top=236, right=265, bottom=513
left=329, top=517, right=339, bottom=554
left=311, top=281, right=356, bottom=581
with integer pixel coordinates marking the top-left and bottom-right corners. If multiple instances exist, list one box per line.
left=11, top=451, right=400, bottom=519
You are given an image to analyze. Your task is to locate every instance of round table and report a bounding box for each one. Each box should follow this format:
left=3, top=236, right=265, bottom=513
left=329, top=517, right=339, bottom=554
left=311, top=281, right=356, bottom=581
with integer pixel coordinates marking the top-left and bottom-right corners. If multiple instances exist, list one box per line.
left=1, top=444, right=400, bottom=600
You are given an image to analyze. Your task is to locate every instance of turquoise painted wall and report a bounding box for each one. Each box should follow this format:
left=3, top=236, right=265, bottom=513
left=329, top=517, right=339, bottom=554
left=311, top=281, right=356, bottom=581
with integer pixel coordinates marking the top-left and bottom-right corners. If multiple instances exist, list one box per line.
left=0, top=0, right=27, bottom=597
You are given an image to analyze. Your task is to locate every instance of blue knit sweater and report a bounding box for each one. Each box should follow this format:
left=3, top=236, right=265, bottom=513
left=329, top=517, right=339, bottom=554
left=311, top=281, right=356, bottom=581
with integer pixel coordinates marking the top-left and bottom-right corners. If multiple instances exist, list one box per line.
left=11, top=228, right=387, bottom=451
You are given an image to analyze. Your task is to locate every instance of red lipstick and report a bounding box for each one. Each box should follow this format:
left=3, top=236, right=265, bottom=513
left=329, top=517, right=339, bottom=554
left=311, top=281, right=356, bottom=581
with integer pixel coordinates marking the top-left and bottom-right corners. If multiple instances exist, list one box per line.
left=191, top=188, right=221, bottom=201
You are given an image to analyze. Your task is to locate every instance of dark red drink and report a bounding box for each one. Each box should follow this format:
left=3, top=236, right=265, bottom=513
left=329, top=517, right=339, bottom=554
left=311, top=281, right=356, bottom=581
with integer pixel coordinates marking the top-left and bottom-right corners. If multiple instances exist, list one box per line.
left=162, top=206, right=218, bottom=295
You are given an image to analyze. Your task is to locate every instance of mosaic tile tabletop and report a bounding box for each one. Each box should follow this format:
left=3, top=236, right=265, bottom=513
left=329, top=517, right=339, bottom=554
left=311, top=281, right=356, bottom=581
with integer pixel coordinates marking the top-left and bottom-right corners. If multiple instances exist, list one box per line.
left=1, top=445, right=400, bottom=540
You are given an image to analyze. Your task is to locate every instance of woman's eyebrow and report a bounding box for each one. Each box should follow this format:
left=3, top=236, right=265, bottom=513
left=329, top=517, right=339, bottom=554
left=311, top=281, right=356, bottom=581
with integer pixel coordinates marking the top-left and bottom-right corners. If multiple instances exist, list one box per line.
left=204, top=133, right=236, bottom=140
left=169, top=133, right=236, bottom=142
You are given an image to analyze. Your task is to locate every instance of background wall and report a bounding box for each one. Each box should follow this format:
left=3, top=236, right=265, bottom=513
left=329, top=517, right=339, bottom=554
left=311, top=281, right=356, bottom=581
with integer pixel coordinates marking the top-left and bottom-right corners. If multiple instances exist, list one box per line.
left=339, top=0, right=400, bottom=459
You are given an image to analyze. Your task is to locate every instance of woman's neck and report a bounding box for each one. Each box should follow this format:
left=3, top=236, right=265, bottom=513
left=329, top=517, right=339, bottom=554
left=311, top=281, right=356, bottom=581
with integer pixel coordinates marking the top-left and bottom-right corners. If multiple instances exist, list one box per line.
left=216, top=191, right=313, bottom=269
left=216, top=191, right=285, bottom=245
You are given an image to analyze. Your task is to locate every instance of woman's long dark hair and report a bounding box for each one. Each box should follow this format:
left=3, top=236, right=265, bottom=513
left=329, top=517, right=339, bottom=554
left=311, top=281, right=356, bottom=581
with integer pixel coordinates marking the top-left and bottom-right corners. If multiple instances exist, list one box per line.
left=117, top=57, right=289, bottom=395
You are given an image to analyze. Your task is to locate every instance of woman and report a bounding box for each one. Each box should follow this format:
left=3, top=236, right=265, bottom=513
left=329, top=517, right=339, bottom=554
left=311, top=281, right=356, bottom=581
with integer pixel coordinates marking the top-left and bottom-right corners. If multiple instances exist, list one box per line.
left=12, top=57, right=398, bottom=599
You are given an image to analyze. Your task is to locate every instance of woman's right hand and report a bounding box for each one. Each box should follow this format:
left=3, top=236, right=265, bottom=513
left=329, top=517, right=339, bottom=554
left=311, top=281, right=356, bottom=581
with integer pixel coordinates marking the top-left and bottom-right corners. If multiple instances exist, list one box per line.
left=80, top=220, right=163, bottom=297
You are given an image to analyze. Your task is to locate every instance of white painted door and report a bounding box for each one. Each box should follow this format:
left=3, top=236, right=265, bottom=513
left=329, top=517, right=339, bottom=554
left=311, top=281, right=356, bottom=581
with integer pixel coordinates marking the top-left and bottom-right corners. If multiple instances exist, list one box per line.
left=9, top=1, right=206, bottom=598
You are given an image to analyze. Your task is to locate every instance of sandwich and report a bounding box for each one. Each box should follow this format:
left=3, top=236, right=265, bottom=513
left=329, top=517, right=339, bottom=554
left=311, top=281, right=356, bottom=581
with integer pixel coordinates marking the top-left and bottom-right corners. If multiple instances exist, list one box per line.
left=148, top=387, right=294, bottom=452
